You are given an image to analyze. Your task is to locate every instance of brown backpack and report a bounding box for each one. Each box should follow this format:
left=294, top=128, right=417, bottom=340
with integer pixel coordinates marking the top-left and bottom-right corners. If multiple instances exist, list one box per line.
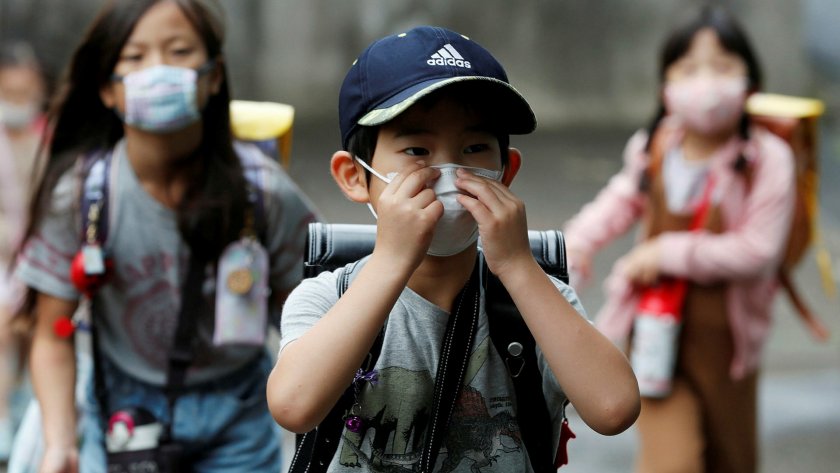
left=747, top=93, right=834, bottom=341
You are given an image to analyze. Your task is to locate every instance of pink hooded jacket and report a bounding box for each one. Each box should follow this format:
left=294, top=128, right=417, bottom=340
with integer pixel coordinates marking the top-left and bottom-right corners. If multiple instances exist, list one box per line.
left=564, top=123, right=795, bottom=379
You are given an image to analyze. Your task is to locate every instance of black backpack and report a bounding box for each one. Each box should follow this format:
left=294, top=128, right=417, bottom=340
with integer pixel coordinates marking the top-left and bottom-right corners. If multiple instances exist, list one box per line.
left=290, top=222, right=572, bottom=473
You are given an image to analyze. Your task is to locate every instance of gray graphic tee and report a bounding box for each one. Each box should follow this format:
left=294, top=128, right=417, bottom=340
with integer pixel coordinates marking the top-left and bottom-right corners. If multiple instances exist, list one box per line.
left=280, top=260, right=589, bottom=472
left=16, top=140, right=319, bottom=385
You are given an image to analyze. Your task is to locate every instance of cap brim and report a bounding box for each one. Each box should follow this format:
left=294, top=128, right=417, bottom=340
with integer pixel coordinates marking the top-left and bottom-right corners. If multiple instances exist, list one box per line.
left=357, top=76, right=536, bottom=134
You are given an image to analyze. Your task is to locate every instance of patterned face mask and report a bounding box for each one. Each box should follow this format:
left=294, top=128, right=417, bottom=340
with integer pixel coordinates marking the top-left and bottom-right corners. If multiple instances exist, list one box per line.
left=113, top=62, right=214, bottom=133
left=355, top=158, right=503, bottom=256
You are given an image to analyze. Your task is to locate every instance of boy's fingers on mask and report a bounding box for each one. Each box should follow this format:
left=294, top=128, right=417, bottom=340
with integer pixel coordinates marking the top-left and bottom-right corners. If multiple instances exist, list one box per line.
left=456, top=193, right=492, bottom=221
left=413, top=187, right=439, bottom=209
left=456, top=176, right=505, bottom=207
left=395, top=166, right=439, bottom=197
left=382, top=161, right=426, bottom=191
left=464, top=179, right=521, bottom=218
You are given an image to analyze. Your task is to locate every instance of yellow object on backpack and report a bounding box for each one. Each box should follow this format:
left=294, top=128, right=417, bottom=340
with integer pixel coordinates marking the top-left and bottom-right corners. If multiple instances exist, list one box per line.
left=230, top=100, right=295, bottom=168
left=746, top=92, right=835, bottom=340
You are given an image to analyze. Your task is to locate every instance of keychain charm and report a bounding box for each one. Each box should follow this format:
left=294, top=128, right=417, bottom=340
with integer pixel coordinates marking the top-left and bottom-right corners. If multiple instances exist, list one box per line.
left=71, top=199, right=112, bottom=295
left=554, top=417, right=576, bottom=468
left=53, top=316, right=76, bottom=338
left=82, top=244, right=105, bottom=275
left=226, top=268, right=254, bottom=295
left=70, top=249, right=112, bottom=295
left=343, top=368, right=379, bottom=434
left=344, top=412, right=363, bottom=433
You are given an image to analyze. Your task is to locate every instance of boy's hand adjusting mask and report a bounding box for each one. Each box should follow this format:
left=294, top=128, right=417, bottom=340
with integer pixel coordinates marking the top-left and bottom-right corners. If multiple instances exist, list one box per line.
left=355, top=157, right=502, bottom=256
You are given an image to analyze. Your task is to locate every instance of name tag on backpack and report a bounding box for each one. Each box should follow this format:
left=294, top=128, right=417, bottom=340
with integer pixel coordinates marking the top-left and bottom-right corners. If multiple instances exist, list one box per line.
left=214, top=238, right=269, bottom=346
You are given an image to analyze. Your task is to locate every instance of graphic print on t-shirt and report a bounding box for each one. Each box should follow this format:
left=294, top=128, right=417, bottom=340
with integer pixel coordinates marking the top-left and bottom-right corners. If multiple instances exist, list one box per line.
left=337, top=336, right=523, bottom=471
left=121, top=251, right=181, bottom=368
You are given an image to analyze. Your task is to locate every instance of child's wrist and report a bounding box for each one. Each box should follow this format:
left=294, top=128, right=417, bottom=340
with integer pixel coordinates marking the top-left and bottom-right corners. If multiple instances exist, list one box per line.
left=493, top=253, right=541, bottom=287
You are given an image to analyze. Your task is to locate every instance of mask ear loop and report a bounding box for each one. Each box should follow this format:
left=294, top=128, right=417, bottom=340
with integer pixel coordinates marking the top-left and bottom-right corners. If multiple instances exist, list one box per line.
left=353, top=157, right=391, bottom=220
left=354, top=156, right=392, bottom=183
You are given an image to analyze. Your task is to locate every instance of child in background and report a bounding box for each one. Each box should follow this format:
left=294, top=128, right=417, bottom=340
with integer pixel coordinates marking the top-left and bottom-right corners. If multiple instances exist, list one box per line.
left=0, top=40, right=47, bottom=464
left=268, top=25, right=640, bottom=472
left=11, top=0, right=318, bottom=471
left=563, top=6, right=795, bottom=473
left=0, top=41, right=48, bottom=182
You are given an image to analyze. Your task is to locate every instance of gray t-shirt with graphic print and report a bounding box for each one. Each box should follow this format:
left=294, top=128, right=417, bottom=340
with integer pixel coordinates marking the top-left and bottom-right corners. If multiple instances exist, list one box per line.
left=280, top=259, right=589, bottom=472
left=16, top=139, right=319, bottom=386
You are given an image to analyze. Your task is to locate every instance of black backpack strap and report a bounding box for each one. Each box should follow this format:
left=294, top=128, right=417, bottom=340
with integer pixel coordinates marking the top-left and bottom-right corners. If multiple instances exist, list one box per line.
left=164, top=144, right=268, bottom=440
left=81, top=150, right=113, bottom=418
left=418, top=258, right=481, bottom=472
left=79, top=150, right=112, bottom=249
left=484, top=259, right=556, bottom=473
left=159, top=252, right=206, bottom=443
left=289, top=261, right=384, bottom=473
left=484, top=229, right=569, bottom=472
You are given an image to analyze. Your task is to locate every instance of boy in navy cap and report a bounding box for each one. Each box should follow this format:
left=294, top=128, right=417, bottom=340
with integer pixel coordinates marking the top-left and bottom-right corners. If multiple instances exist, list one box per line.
left=268, top=26, right=639, bottom=472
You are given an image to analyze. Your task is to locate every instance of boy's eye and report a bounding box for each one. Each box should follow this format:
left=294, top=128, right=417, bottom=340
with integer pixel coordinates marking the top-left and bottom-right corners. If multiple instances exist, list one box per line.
left=464, top=143, right=490, bottom=154
left=403, top=147, right=429, bottom=156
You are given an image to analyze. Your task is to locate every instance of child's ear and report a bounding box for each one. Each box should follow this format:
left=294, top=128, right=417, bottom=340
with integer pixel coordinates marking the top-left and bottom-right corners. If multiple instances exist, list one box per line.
left=99, top=82, right=116, bottom=109
left=331, top=151, right=370, bottom=203
left=501, top=147, right=522, bottom=186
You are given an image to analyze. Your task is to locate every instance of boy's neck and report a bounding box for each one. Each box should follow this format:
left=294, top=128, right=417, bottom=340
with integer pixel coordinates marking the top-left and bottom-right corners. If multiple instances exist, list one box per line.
left=408, top=246, right=478, bottom=313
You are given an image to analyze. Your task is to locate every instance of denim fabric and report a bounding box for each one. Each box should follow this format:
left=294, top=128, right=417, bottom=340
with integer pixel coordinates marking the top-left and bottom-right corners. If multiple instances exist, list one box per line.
left=80, top=352, right=281, bottom=472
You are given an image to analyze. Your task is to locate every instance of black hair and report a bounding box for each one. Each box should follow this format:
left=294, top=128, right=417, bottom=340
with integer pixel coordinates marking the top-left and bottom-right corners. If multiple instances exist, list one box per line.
left=346, top=82, right=511, bottom=180
left=15, top=0, right=248, bottom=321
left=645, top=4, right=762, bottom=153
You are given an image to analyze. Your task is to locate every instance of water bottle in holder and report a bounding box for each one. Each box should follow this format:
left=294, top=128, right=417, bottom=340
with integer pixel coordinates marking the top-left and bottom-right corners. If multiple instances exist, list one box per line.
left=630, top=278, right=688, bottom=398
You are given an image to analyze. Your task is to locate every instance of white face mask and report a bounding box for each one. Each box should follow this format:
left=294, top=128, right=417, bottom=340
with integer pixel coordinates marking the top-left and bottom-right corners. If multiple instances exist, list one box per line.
left=0, top=100, right=39, bottom=130
left=355, top=158, right=503, bottom=256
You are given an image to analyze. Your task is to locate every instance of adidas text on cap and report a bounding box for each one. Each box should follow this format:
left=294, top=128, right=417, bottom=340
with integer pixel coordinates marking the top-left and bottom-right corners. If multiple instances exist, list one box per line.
left=339, top=26, right=537, bottom=149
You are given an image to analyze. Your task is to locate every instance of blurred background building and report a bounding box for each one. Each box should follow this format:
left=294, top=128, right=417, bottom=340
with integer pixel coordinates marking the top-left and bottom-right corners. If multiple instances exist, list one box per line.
left=0, top=0, right=831, bottom=126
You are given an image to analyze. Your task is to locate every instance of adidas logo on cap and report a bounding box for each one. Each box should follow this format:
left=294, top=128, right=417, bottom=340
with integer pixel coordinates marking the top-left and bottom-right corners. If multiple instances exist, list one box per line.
left=427, top=44, right=471, bottom=69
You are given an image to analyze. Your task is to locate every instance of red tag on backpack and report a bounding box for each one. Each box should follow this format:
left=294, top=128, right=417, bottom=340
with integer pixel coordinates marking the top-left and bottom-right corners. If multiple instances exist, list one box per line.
left=554, top=417, right=576, bottom=468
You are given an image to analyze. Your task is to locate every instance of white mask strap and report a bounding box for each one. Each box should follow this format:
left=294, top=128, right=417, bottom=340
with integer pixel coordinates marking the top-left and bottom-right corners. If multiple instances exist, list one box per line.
left=354, top=156, right=392, bottom=183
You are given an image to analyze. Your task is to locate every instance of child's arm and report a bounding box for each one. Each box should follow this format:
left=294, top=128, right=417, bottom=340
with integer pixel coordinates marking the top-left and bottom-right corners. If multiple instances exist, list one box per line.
left=30, top=293, right=81, bottom=472
left=457, top=168, right=640, bottom=435
left=267, top=163, right=442, bottom=433
left=562, top=131, right=649, bottom=279
left=499, top=259, right=640, bottom=435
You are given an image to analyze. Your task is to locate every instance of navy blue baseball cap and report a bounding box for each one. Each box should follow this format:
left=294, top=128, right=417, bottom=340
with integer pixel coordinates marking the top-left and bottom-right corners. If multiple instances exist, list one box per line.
left=339, top=26, right=537, bottom=149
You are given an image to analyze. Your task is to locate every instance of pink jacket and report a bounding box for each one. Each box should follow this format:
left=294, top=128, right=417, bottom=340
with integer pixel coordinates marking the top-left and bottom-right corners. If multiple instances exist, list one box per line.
left=564, top=123, right=795, bottom=379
